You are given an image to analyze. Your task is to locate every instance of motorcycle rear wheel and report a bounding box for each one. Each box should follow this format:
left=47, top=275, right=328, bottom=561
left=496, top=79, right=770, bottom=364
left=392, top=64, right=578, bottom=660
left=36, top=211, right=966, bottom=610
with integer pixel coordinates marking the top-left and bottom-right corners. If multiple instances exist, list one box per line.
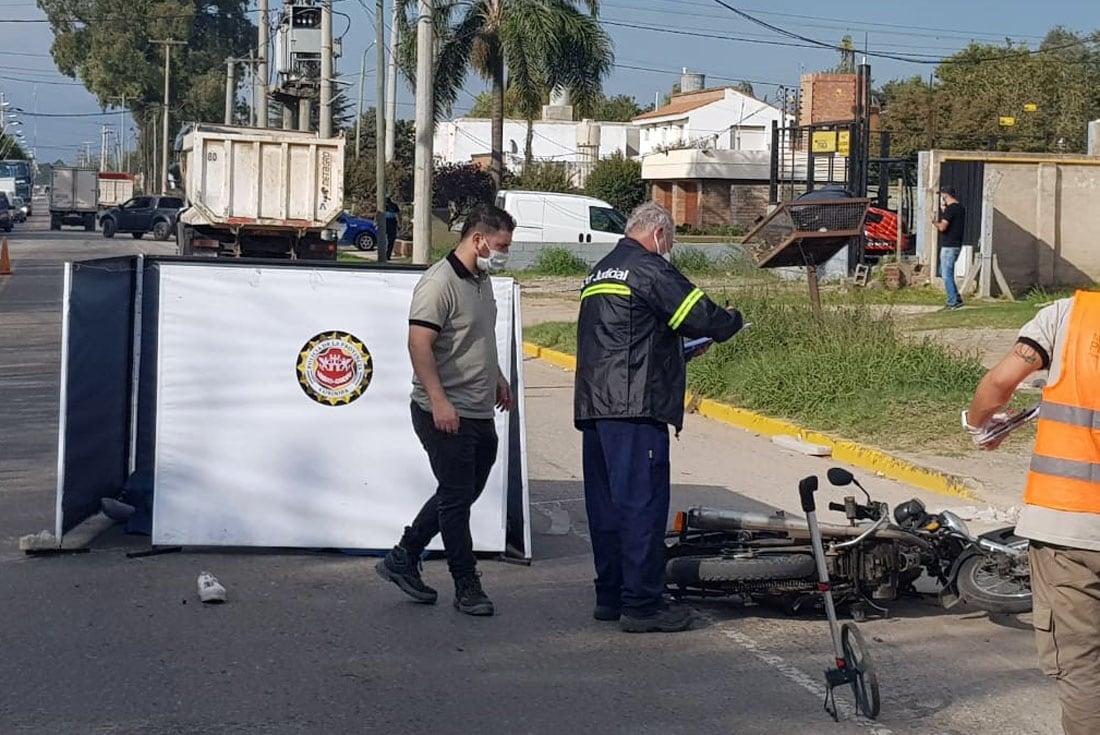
left=666, top=553, right=815, bottom=586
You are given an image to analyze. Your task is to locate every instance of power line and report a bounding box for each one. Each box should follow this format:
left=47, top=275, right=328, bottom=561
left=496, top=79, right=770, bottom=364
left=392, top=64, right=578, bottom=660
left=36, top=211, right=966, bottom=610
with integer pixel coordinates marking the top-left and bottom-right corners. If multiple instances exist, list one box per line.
left=706, top=0, right=1095, bottom=66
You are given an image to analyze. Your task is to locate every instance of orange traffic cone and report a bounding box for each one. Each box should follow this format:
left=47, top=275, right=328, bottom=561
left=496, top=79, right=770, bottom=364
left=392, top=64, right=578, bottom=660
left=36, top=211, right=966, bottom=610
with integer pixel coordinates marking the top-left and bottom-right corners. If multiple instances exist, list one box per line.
left=0, top=238, right=10, bottom=276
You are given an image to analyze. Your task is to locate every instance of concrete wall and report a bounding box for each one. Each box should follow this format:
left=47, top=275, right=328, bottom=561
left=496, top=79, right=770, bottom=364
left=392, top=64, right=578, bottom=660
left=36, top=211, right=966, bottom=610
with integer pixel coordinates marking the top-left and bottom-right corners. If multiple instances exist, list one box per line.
left=507, top=240, right=745, bottom=271
left=919, top=150, right=1100, bottom=294
left=433, top=118, right=636, bottom=169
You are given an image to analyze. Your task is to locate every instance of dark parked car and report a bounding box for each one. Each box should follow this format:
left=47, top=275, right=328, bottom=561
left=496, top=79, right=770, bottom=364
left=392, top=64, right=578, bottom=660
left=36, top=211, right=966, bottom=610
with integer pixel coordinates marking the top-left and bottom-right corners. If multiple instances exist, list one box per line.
left=100, top=195, right=184, bottom=241
left=0, top=192, right=13, bottom=233
left=336, top=211, right=378, bottom=251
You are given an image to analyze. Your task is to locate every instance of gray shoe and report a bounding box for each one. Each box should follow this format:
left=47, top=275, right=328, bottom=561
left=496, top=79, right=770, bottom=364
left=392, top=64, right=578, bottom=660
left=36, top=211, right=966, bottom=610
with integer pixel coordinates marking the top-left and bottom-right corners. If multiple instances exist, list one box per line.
left=454, top=573, right=494, bottom=616
left=620, top=604, right=693, bottom=633
left=375, top=546, right=438, bottom=604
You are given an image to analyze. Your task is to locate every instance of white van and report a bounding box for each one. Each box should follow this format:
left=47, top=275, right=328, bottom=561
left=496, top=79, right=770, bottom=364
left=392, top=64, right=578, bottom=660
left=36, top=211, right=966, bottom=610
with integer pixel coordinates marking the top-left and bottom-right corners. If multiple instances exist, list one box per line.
left=495, top=190, right=626, bottom=244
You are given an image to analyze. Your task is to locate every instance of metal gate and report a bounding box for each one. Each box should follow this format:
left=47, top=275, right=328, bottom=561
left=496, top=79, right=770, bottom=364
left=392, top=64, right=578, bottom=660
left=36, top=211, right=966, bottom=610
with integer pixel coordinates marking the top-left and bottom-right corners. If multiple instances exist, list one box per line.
left=938, top=160, right=985, bottom=247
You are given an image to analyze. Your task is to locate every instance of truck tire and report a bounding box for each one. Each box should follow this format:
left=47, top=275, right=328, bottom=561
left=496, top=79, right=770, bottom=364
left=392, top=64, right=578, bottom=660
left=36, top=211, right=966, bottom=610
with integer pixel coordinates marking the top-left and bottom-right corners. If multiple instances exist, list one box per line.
left=101, top=217, right=116, bottom=238
left=152, top=220, right=172, bottom=241
left=50, top=214, right=61, bottom=231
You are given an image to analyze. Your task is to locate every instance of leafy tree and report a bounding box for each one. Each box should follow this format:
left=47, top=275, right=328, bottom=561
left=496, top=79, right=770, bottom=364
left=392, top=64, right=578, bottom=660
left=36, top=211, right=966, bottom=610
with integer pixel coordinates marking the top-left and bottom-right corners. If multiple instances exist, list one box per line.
left=0, top=134, right=26, bottom=159
left=733, top=81, right=755, bottom=98
left=343, top=108, right=416, bottom=214
left=590, top=94, right=645, bottom=122
left=398, top=0, right=614, bottom=189
left=433, top=162, right=496, bottom=227
left=585, top=152, right=645, bottom=214
left=879, top=28, right=1100, bottom=155
left=831, top=35, right=856, bottom=74
left=512, top=160, right=576, bottom=193
left=468, top=88, right=527, bottom=118
left=38, top=0, right=256, bottom=169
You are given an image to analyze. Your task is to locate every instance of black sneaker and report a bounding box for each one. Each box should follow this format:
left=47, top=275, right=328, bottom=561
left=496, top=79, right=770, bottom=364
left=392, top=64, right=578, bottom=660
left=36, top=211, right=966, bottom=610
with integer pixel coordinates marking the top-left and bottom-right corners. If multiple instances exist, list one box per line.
left=593, top=605, right=621, bottom=621
left=375, top=546, right=438, bottom=604
left=620, top=604, right=693, bottom=633
left=453, top=573, right=494, bottom=616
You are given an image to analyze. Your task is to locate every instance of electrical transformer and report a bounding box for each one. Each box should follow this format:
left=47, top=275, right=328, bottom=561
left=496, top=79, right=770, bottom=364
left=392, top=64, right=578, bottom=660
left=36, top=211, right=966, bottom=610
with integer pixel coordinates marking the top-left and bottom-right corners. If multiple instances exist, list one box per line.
left=275, top=3, right=322, bottom=87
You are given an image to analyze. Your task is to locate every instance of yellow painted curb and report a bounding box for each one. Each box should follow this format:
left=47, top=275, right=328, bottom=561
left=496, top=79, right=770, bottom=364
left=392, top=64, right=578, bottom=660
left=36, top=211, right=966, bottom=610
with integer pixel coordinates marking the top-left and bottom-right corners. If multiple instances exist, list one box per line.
left=522, top=341, right=974, bottom=500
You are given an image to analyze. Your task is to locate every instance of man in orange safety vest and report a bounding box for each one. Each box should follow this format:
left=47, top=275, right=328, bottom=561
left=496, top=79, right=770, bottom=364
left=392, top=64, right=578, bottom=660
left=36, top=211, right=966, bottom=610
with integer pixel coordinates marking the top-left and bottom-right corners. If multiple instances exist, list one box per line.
left=964, top=290, right=1100, bottom=735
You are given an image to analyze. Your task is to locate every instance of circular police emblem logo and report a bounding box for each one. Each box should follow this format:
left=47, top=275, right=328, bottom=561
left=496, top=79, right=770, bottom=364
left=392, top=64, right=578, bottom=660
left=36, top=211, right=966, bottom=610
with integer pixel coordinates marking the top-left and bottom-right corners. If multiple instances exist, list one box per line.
left=296, top=331, right=373, bottom=406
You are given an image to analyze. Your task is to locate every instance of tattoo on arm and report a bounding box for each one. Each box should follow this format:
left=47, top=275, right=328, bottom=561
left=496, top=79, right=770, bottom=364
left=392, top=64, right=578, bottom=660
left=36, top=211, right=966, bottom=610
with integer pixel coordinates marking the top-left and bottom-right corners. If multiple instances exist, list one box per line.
left=1013, top=342, right=1040, bottom=366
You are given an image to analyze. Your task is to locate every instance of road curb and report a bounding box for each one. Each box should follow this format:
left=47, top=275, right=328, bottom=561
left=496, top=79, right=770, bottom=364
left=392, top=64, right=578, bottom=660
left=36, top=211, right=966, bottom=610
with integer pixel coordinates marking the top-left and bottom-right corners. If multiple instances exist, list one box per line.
left=522, top=341, right=975, bottom=500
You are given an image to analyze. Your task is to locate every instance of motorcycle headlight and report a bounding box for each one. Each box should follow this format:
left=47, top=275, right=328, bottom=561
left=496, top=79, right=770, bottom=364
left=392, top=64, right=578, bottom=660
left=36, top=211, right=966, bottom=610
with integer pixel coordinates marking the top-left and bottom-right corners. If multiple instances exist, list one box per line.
left=939, top=510, right=971, bottom=537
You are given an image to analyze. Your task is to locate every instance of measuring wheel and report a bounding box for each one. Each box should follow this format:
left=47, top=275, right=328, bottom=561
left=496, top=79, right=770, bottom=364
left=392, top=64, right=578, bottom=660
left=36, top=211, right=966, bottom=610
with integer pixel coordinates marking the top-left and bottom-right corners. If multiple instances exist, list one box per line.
left=840, top=622, right=880, bottom=718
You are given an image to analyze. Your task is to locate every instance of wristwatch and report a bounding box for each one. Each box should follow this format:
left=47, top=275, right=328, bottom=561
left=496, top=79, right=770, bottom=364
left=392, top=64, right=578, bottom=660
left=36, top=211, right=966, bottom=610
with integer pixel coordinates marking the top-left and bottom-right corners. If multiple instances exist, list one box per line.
left=960, top=410, right=984, bottom=434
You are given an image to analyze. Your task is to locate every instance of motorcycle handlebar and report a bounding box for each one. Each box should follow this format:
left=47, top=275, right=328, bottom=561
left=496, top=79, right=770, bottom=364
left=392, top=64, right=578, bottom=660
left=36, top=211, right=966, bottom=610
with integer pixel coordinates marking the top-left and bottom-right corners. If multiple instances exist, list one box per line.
left=828, top=502, right=846, bottom=513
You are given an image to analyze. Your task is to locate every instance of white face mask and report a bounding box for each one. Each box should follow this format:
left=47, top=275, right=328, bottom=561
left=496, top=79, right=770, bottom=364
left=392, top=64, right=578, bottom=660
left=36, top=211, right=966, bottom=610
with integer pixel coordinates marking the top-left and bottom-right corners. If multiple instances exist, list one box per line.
left=655, top=230, right=671, bottom=261
left=477, top=247, right=509, bottom=273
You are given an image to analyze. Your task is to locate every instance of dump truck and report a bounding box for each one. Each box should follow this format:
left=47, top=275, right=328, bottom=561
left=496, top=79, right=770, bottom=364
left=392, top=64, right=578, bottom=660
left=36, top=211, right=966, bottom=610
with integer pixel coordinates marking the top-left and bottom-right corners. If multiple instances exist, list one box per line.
left=49, top=167, right=98, bottom=231
left=173, top=124, right=345, bottom=259
left=97, top=172, right=137, bottom=211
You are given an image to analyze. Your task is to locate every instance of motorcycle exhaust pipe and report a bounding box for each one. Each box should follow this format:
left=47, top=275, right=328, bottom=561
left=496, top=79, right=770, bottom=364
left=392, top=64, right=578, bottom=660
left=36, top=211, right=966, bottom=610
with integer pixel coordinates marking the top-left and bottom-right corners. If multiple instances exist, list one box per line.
left=686, top=507, right=931, bottom=549
left=976, top=537, right=1027, bottom=558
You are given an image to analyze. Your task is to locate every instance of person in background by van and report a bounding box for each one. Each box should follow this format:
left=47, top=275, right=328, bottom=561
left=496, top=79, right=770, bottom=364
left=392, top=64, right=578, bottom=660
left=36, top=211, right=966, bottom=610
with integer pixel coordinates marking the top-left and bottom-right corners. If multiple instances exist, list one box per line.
left=384, top=194, right=400, bottom=259
left=573, top=201, right=743, bottom=633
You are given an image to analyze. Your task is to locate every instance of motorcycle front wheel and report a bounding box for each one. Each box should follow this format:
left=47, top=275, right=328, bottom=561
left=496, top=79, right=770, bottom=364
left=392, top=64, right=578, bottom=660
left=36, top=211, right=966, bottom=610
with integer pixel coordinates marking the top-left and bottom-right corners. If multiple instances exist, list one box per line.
left=956, top=545, right=1032, bottom=614
left=841, top=623, right=881, bottom=719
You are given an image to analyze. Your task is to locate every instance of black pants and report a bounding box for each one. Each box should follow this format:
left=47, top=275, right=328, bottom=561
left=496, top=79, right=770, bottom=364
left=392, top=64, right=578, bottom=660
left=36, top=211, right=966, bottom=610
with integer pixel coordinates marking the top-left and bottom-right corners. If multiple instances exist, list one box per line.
left=385, top=224, right=397, bottom=259
left=400, top=402, right=498, bottom=580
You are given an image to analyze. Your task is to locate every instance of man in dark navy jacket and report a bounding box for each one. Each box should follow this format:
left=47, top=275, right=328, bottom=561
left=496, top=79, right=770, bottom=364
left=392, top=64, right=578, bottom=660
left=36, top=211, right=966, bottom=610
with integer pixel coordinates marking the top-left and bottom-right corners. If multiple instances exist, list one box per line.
left=574, top=201, right=743, bottom=633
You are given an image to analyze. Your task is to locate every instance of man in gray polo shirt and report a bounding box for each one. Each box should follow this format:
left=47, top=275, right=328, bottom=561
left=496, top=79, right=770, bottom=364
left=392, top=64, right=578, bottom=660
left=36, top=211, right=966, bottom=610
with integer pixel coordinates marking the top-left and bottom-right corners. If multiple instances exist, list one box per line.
left=376, top=204, right=515, bottom=616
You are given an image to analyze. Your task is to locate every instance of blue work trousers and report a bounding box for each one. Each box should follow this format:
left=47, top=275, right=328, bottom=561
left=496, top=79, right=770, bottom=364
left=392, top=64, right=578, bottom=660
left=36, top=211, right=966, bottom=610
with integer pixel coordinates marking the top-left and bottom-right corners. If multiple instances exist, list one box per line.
left=581, top=418, right=671, bottom=616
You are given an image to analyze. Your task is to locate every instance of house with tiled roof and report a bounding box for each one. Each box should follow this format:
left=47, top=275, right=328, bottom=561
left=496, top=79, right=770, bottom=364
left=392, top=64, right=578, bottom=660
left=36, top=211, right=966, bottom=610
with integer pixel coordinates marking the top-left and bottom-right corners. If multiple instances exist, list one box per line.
left=633, top=78, right=795, bottom=231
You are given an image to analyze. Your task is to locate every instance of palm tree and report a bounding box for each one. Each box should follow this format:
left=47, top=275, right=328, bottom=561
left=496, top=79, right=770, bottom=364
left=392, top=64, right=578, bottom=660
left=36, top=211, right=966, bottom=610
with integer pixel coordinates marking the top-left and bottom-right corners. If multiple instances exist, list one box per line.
left=398, top=0, right=614, bottom=189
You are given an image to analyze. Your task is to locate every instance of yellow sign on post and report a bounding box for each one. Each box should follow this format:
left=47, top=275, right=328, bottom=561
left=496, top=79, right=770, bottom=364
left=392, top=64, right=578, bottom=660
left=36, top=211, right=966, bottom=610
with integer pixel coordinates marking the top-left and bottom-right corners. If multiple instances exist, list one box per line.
left=837, top=130, right=850, bottom=157
left=1024, top=103, right=1038, bottom=112
left=999, top=116, right=1016, bottom=127
left=811, top=131, right=837, bottom=153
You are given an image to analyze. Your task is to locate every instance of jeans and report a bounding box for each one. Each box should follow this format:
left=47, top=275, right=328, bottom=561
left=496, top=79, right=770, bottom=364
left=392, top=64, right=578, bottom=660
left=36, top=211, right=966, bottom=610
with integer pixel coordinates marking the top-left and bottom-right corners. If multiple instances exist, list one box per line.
left=940, top=246, right=962, bottom=306
left=581, top=419, right=671, bottom=617
left=400, top=402, right=498, bottom=580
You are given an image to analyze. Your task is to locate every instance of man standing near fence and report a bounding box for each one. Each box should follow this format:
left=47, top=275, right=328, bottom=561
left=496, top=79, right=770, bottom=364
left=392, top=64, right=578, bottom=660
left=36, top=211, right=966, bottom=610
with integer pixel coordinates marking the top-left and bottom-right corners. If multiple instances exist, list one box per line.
left=933, top=185, right=966, bottom=309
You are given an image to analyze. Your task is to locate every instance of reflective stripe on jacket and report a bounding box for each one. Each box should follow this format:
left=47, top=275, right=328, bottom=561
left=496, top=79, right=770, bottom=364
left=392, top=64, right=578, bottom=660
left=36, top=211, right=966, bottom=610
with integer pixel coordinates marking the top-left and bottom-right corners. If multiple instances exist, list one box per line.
left=1025, top=290, right=1100, bottom=514
left=573, top=238, right=743, bottom=432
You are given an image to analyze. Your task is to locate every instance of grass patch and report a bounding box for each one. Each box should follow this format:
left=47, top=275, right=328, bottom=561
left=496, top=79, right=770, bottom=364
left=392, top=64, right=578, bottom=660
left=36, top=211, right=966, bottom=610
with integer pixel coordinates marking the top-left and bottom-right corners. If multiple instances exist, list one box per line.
left=903, top=287, right=1079, bottom=331
left=523, top=289, right=990, bottom=452
left=524, top=321, right=577, bottom=353
left=529, top=247, right=590, bottom=276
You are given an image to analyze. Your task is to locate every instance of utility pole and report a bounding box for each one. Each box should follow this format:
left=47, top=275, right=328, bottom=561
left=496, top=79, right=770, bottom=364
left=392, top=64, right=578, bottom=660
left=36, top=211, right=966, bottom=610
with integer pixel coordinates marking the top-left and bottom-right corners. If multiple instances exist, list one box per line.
left=384, top=0, right=399, bottom=162
left=258, top=0, right=269, bottom=128
left=225, top=57, right=237, bottom=124
left=100, top=125, right=110, bottom=172
left=356, top=46, right=366, bottom=158
left=108, top=95, right=126, bottom=170
left=319, top=0, right=333, bottom=137
left=375, top=0, right=388, bottom=262
left=152, top=39, right=186, bottom=193
left=412, top=0, right=433, bottom=264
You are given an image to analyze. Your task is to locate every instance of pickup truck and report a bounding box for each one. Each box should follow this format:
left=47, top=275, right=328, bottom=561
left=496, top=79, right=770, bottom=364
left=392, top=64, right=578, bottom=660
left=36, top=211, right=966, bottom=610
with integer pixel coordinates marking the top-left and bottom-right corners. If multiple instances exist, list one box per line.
left=99, top=195, right=184, bottom=240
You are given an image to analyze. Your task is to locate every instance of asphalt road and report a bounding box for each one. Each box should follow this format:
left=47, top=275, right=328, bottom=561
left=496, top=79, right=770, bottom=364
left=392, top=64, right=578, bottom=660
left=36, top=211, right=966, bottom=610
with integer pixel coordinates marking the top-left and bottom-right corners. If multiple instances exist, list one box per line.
left=0, top=211, right=1058, bottom=734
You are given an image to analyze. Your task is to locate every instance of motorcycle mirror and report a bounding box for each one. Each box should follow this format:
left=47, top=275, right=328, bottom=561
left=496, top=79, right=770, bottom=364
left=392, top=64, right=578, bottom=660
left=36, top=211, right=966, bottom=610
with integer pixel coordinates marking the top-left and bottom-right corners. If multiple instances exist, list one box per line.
left=827, top=467, right=854, bottom=486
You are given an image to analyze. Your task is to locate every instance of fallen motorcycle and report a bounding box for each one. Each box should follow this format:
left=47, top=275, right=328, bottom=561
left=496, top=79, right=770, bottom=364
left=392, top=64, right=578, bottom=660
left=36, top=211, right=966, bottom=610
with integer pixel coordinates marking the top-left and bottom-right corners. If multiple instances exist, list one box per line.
left=665, top=468, right=1032, bottom=618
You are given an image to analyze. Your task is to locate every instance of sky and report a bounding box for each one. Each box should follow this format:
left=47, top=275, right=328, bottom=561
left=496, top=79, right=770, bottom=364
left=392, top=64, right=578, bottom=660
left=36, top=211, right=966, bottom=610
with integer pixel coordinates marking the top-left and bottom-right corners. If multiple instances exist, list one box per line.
left=0, top=0, right=1096, bottom=164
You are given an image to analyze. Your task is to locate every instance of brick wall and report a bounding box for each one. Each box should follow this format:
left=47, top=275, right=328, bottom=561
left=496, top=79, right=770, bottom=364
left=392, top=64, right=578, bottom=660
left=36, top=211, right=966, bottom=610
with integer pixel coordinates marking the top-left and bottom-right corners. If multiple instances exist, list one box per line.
left=799, top=73, right=857, bottom=125
left=699, top=180, right=732, bottom=229
left=652, top=182, right=673, bottom=211
left=729, top=183, right=771, bottom=228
